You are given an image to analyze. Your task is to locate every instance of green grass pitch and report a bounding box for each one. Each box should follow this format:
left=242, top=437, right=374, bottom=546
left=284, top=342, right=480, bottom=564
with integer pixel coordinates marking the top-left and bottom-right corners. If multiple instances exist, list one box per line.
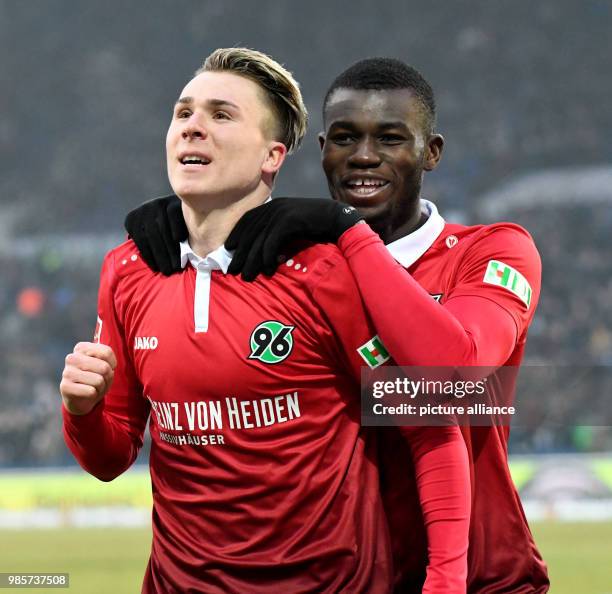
left=1, top=522, right=611, bottom=593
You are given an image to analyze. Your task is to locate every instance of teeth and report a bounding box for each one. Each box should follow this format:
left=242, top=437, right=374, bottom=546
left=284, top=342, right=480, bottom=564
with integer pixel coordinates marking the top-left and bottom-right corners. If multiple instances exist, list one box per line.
left=181, top=155, right=209, bottom=164
left=347, top=178, right=387, bottom=187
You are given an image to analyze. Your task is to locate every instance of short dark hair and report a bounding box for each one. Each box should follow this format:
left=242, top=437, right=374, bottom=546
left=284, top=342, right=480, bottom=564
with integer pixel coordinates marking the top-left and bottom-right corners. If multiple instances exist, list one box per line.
left=323, top=58, right=436, bottom=132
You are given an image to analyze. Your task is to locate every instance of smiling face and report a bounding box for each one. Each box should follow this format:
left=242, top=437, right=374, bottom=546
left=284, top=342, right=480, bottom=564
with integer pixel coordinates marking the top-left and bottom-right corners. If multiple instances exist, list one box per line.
left=166, top=71, right=285, bottom=207
left=320, top=88, right=443, bottom=241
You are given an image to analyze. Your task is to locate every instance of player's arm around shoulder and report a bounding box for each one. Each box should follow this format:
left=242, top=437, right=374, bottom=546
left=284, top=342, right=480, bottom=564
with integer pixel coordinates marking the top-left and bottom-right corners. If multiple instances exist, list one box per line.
left=296, top=243, right=385, bottom=379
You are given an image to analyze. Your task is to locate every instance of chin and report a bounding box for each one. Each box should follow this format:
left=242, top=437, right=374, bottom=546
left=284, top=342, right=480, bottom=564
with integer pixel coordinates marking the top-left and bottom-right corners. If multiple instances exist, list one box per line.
left=356, top=203, right=391, bottom=222
left=172, top=182, right=212, bottom=201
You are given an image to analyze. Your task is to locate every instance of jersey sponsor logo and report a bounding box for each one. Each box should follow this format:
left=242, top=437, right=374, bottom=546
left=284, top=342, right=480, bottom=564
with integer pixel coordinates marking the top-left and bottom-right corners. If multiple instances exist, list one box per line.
left=93, top=316, right=103, bottom=344
left=483, top=260, right=532, bottom=308
left=431, top=293, right=443, bottom=302
left=134, top=336, right=159, bottom=350
left=249, top=321, right=294, bottom=364
left=357, top=335, right=390, bottom=369
left=147, top=392, right=301, bottom=445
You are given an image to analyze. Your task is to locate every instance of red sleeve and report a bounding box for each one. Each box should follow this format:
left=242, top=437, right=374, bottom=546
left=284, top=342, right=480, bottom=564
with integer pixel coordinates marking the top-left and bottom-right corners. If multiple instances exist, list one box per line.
left=308, top=250, right=470, bottom=594
left=62, top=250, right=150, bottom=482
left=337, top=222, right=542, bottom=367
left=403, top=425, right=470, bottom=593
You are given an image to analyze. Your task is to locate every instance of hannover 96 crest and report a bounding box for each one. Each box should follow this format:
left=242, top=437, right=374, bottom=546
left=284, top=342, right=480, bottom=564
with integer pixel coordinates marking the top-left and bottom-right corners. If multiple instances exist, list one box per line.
left=249, top=321, right=295, bottom=364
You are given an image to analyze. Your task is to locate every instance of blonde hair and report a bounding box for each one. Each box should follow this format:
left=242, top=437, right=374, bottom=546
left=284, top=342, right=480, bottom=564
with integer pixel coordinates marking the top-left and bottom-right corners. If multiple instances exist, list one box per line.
left=196, top=47, right=308, bottom=154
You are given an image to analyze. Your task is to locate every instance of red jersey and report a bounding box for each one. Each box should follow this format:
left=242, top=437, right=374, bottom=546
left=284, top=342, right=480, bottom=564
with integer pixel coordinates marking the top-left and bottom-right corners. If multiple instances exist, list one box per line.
left=339, top=200, right=550, bottom=593
left=63, top=238, right=398, bottom=593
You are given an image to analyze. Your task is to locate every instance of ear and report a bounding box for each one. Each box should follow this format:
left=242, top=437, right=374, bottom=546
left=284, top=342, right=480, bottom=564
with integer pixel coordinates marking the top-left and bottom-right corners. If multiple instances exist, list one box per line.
left=262, top=141, right=288, bottom=175
left=318, top=132, right=326, bottom=152
left=423, top=134, right=444, bottom=171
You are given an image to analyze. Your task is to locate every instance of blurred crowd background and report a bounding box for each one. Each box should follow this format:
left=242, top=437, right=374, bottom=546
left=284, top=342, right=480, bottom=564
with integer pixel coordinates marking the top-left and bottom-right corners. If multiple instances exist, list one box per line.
left=1, top=0, right=611, bottom=467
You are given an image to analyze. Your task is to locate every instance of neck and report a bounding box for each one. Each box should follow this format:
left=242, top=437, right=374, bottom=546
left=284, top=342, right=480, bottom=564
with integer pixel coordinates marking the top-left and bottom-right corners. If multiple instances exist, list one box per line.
left=382, top=207, right=427, bottom=244
left=368, top=197, right=426, bottom=245
left=181, top=188, right=270, bottom=257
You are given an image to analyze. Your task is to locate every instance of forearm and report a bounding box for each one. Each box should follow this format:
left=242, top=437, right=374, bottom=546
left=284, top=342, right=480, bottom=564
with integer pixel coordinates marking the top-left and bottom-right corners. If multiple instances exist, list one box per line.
left=62, top=401, right=142, bottom=482
left=338, top=224, right=514, bottom=367
left=402, top=425, right=470, bottom=594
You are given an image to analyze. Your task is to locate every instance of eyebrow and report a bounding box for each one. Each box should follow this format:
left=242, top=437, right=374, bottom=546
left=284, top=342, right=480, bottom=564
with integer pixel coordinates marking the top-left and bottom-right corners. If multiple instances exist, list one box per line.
left=174, top=96, right=240, bottom=111
left=378, top=121, right=410, bottom=130
left=328, top=120, right=411, bottom=133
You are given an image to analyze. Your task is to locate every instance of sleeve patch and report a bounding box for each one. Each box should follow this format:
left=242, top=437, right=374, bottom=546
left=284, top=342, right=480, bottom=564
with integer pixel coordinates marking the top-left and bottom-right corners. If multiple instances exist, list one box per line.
left=357, top=335, right=390, bottom=368
left=483, top=260, right=532, bottom=308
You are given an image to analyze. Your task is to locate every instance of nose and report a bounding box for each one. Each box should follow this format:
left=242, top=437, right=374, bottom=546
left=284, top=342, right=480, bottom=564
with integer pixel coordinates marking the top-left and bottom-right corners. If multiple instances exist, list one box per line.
left=181, top=115, right=208, bottom=141
left=348, top=137, right=381, bottom=167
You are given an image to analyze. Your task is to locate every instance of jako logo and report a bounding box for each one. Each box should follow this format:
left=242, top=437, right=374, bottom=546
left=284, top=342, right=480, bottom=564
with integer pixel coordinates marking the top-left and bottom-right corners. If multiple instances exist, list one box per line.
left=135, top=336, right=158, bottom=350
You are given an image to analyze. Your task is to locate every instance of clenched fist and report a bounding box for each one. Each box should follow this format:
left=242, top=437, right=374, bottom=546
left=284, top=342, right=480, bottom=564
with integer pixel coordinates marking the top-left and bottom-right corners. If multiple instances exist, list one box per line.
left=60, top=342, right=117, bottom=415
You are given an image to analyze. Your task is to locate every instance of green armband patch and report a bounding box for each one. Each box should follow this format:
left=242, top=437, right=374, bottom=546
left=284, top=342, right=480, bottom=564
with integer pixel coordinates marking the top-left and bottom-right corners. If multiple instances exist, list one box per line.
left=483, top=260, right=532, bottom=308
